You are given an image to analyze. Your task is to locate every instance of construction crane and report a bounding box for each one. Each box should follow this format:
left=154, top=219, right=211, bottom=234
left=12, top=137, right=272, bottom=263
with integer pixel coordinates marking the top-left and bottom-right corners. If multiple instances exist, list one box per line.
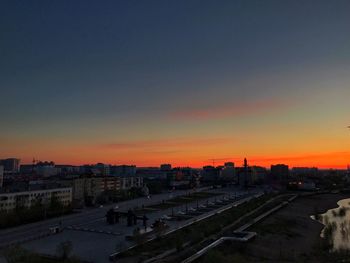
left=32, top=158, right=42, bottom=165
left=208, top=158, right=232, bottom=166
left=32, top=158, right=39, bottom=173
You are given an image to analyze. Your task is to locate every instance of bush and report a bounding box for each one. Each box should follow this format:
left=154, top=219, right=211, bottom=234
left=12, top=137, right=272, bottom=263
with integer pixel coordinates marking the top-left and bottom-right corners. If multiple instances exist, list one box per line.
left=56, top=241, right=73, bottom=260
left=0, top=198, right=72, bottom=229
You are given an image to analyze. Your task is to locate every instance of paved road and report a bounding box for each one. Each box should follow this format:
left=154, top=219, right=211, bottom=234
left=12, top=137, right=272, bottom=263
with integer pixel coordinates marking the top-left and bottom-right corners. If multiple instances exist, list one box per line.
left=0, top=188, right=209, bottom=248
left=21, top=188, right=260, bottom=263
left=0, top=186, right=261, bottom=262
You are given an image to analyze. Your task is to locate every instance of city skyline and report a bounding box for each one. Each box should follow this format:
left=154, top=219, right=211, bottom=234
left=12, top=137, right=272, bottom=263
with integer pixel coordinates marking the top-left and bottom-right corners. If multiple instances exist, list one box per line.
left=1, top=154, right=349, bottom=170
left=1, top=1, right=350, bottom=168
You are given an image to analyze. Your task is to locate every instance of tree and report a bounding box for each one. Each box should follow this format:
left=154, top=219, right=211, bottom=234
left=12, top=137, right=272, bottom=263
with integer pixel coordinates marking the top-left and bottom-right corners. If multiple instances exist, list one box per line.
left=4, top=246, right=27, bottom=263
left=147, top=181, right=163, bottom=194
left=174, top=234, right=184, bottom=251
left=3, top=246, right=42, bottom=263
left=50, top=194, right=63, bottom=211
left=133, top=227, right=146, bottom=245
left=153, top=220, right=167, bottom=239
left=56, top=241, right=73, bottom=260
left=128, top=187, right=142, bottom=198
left=96, top=192, right=108, bottom=205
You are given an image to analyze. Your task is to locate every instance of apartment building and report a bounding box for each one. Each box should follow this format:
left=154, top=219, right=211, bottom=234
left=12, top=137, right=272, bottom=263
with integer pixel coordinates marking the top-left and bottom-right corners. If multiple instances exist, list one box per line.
left=0, top=187, right=72, bottom=212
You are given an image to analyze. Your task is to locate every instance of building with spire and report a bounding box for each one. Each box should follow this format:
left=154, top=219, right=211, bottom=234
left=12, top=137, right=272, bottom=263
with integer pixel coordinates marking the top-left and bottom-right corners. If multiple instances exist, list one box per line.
left=238, top=158, right=252, bottom=188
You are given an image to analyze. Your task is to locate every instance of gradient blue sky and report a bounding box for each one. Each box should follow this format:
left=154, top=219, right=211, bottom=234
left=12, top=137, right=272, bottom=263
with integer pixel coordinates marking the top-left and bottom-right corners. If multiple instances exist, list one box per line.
left=1, top=1, right=350, bottom=167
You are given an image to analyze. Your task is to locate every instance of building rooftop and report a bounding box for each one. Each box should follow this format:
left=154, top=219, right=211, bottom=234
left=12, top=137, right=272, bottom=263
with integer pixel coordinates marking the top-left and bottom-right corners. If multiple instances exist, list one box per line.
left=0, top=182, right=70, bottom=194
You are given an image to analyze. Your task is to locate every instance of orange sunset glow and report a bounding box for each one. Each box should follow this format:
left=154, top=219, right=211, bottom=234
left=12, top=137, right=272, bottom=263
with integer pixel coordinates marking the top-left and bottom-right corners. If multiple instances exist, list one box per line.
left=1, top=0, right=349, bottom=170
left=2, top=2, right=350, bottom=263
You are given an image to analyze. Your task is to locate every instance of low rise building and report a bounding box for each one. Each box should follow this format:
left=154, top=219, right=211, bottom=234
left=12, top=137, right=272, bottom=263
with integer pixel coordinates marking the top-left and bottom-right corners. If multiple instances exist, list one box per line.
left=251, top=166, right=268, bottom=184
left=201, top=166, right=221, bottom=182
left=270, top=164, right=289, bottom=186
left=35, top=165, right=60, bottom=177
left=0, top=158, right=20, bottom=174
left=55, top=165, right=80, bottom=175
left=220, top=162, right=235, bottom=181
left=160, top=164, right=172, bottom=171
left=78, top=164, right=110, bottom=176
left=94, top=163, right=110, bottom=176
left=291, top=167, right=319, bottom=179
left=62, top=175, right=143, bottom=206
left=120, top=176, right=143, bottom=189
left=137, top=167, right=167, bottom=180
left=110, top=165, right=136, bottom=176
left=0, top=186, right=72, bottom=212
left=0, top=166, right=3, bottom=188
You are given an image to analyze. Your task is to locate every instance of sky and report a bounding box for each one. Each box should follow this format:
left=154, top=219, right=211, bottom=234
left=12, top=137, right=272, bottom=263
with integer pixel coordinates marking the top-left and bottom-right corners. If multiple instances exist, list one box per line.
left=1, top=0, right=350, bottom=168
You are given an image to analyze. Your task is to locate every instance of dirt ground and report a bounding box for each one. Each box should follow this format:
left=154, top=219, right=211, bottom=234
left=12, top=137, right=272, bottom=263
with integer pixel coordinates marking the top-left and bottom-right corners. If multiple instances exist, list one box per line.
left=239, top=193, right=350, bottom=262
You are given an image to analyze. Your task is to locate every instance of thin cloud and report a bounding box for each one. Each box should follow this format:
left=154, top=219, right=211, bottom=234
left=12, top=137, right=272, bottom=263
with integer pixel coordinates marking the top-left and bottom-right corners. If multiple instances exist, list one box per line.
left=101, top=137, right=230, bottom=150
left=170, top=99, right=288, bottom=121
left=248, top=151, right=350, bottom=163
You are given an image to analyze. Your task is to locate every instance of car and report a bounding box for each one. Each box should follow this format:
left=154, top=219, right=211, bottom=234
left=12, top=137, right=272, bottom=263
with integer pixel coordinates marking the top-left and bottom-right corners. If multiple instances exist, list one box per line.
left=162, top=215, right=172, bottom=220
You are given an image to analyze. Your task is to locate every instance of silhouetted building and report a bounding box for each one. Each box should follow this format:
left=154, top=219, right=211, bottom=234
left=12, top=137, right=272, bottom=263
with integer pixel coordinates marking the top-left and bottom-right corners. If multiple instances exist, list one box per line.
left=291, top=167, right=318, bottom=179
left=234, top=159, right=254, bottom=187
left=169, top=167, right=198, bottom=189
left=110, top=165, right=136, bottom=176
left=160, top=164, right=172, bottom=171
left=78, top=163, right=111, bottom=176
left=346, top=165, right=350, bottom=183
left=20, top=164, right=35, bottom=174
left=220, top=162, right=235, bottom=181
left=0, top=166, right=3, bottom=188
left=201, top=166, right=221, bottom=182
left=0, top=158, right=20, bottom=174
left=94, top=163, right=110, bottom=176
left=270, top=164, right=289, bottom=186
left=55, top=165, right=80, bottom=175
left=251, top=166, right=268, bottom=184
left=136, top=167, right=167, bottom=180
left=59, top=175, right=143, bottom=207
left=288, top=180, right=316, bottom=191
left=238, top=158, right=252, bottom=188
left=35, top=161, right=59, bottom=177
